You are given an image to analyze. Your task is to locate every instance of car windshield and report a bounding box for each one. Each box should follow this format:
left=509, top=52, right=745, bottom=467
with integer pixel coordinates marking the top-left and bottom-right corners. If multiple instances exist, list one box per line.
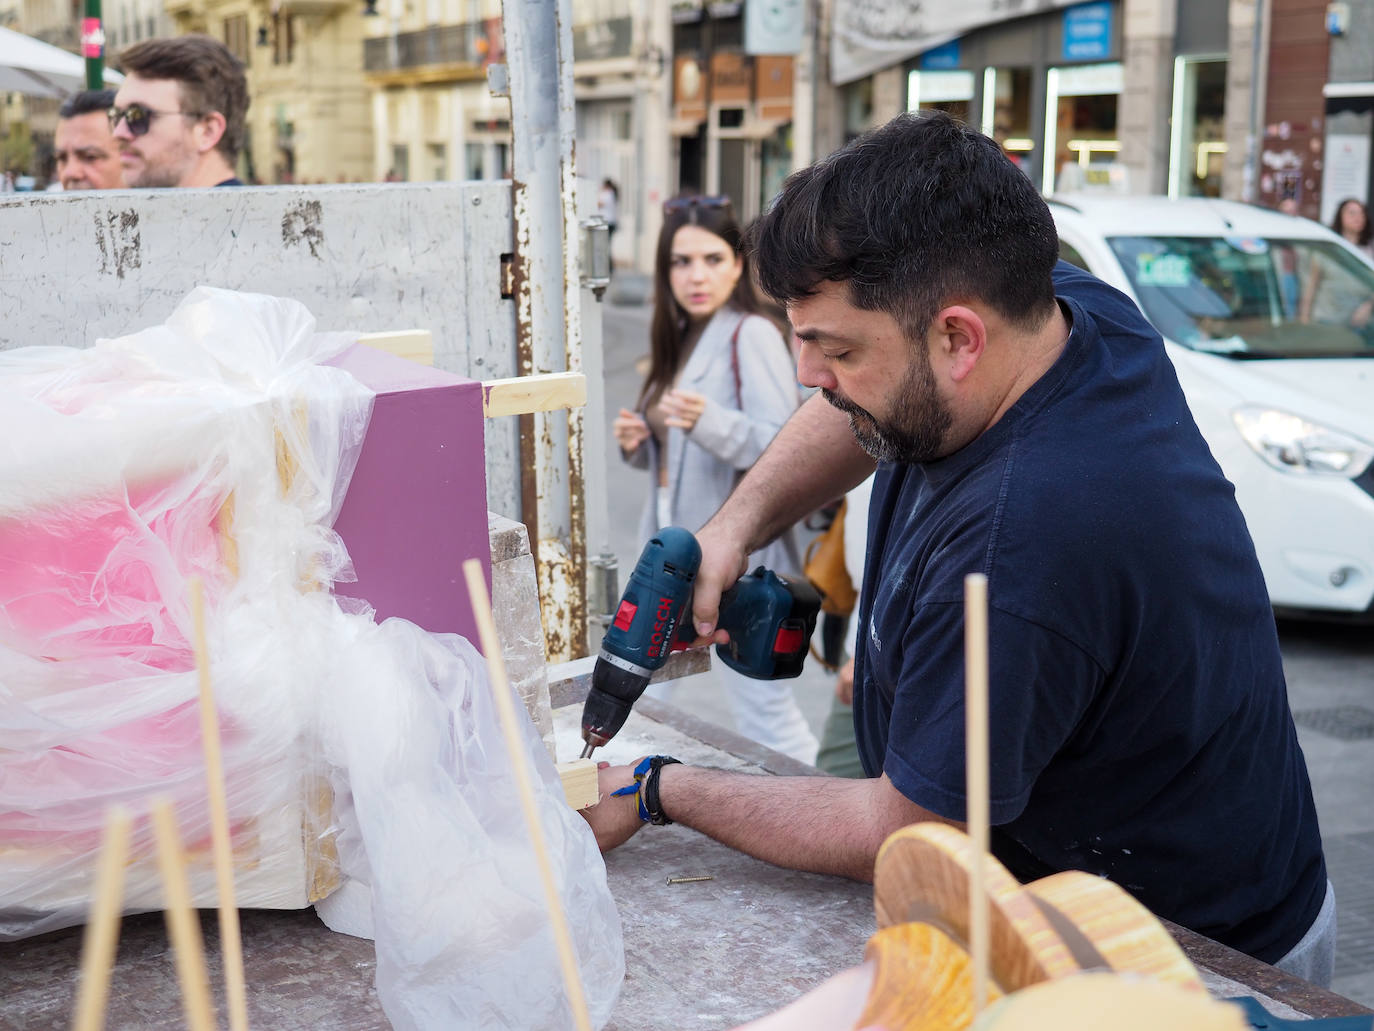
left=1107, top=235, right=1374, bottom=358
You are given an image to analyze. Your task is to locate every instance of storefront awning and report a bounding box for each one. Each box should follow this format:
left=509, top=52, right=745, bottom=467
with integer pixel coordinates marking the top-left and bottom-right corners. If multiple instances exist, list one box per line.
left=830, top=0, right=1084, bottom=86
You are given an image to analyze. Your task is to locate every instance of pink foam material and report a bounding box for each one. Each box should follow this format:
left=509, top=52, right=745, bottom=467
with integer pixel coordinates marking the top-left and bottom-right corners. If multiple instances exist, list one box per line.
left=0, top=480, right=239, bottom=845
left=327, top=344, right=490, bottom=647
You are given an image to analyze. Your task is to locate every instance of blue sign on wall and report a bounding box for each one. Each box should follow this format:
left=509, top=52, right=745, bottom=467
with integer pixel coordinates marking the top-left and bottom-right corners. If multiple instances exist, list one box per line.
left=920, top=39, right=962, bottom=70
left=1063, top=2, right=1113, bottom=61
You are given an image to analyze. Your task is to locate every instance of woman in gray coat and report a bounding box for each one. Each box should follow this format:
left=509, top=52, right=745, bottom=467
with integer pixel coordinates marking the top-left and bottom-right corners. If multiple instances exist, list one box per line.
left=612, top=195, right=817, bottom=763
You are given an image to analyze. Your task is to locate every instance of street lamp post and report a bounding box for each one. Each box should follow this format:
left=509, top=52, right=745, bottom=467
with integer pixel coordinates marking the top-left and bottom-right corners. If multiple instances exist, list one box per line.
left=81, top=0, right=105, bottom=90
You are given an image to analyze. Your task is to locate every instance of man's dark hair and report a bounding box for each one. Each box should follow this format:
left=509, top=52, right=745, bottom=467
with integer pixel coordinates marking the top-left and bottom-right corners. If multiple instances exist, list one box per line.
left=59, top=89, right=116, bottom=120
left=118, top=35, right=249, bottom=163
left=749, top=112, right=1060, bottom=342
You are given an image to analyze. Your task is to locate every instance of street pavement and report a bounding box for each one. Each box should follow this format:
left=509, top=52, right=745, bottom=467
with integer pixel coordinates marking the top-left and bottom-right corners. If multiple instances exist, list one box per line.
left=595, top=280, right=1374, bottom=1007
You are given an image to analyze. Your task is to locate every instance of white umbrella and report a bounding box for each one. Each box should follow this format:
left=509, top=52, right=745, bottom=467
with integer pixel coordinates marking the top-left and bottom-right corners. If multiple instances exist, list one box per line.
left=0, top=26, right=122, bottom=99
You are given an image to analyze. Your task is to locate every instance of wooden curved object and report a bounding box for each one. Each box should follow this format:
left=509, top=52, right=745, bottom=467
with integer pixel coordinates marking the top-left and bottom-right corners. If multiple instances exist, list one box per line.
left=873, top=823, right=1080, bottom=993
left=1023, top=871, right=1204, bottom=990
left=969, top=972, right=1248, bottom=1030
left=854, top=923, right=1004, bottom=1031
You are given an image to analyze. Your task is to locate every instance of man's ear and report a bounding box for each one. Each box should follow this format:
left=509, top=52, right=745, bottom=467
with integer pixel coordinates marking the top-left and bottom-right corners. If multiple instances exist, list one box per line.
left=195, top=111, right=227, bottom=155
left=931, top=305, right=987, bottom=383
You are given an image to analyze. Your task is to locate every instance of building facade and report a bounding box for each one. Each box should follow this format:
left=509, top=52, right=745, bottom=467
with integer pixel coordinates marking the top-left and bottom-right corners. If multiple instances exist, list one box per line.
left=669, top=0, right=813, bottom=225
left=361, top=0, right=507, bottom=185
left=164, top=0, right=372, bottom=183
left=819, top=0, right=1254, bottom=202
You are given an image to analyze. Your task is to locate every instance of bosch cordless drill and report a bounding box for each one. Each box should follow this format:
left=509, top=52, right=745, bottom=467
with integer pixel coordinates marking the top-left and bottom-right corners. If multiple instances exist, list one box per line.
left=579, top=526, right=821, bottom=758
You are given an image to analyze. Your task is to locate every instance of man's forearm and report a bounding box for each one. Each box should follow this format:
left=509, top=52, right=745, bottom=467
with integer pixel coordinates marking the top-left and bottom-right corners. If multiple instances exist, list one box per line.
left=655, top=764, right=946, bottom=883
left=709, top=393, right=874, bottom=555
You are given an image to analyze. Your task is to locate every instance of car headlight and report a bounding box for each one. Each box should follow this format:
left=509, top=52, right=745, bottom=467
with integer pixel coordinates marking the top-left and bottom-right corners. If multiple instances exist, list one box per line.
left=1232, top=406, right=1374, bottom=477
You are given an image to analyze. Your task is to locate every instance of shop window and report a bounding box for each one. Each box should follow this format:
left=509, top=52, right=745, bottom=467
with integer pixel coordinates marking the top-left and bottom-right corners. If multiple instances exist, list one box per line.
left=391, top=145, right=409, bottom=182
left=428, top=143, right=447, bottom=182
left=983, top=67, right=1033, bottom=175
left=761, top=123, right=791, bottom=211
left=908, top=69, right=975, bottom=125
left=1044, top=62, right=1122, bottom=194
left=1170, top=56, right=1227, bottom=198
left=466, top=143, right=485, bottom=180
left=842, top=77, right=873, bottom=143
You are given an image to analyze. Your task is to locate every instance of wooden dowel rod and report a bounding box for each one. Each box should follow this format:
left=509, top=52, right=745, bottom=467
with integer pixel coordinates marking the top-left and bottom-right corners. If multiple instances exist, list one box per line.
left=964, top=572, right=990, bottom=1015
left=462, top=559, right=594, bottom=1031
left=150, top=798, right=216, bottom=1031
left=189, top=578, right=249, bottom=1031
left=71, top=805, right=132, bottom=1031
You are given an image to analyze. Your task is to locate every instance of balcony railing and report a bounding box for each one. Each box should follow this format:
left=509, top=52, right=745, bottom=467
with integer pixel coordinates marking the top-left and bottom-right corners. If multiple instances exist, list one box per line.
left=364, top=22, right=487, bottom=73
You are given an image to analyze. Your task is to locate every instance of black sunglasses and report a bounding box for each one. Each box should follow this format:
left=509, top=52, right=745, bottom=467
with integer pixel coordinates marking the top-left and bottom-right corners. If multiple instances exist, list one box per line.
left=663, top=194, right=732, bottom=215
left=108, top=104, right=201, bottom=137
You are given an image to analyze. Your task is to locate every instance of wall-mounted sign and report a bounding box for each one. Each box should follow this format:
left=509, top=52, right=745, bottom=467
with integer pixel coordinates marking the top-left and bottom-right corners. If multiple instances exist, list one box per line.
left=672, top=0, right=704, bottom=24
left=710, top=51, right=753, bottom=105
left=573, top=16, right=632, bottom=63
left=755, top=54, right=794, bottom=120
left=1054, top=60, right=1122, bottom=97
left=919, top=38, right=961, bottom=70
left=1321, top=133, right=1370, bottom=223
left=1063, top=2, right=1113, bottom=62
left=675, top=56, right=707, bottom=122
left=746, top=0, right=804, bottom=55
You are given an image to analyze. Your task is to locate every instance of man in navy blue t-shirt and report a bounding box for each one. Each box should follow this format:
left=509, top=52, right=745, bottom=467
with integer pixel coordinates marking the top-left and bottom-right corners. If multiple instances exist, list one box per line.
left=582, top=112, right=1330, bottom=982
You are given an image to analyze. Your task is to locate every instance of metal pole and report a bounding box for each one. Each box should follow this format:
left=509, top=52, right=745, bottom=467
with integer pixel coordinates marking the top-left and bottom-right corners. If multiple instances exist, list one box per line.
left=502, top=0, right=588, bottom=663
left=82, top=0, right=105, bottom=91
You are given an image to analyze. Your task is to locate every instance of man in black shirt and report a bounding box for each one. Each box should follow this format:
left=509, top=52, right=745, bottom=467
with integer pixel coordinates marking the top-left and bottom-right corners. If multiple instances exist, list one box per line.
left=582, top=112, right=1334, bottom=985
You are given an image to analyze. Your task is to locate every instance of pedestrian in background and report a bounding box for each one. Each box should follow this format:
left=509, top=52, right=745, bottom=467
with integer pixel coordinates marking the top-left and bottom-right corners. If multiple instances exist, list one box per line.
left=111, top=35, right=248, bottom=188
left=612, top=194, right=818, bottom=764
left=598, top=178, right=619, bottom=263
left=54, top=90, right=124, bottom=191
left=1300, top=197, right=1374, bottom=328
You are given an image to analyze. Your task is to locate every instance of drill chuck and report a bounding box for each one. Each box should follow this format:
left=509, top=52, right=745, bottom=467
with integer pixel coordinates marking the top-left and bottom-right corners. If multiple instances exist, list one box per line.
left=579, top=654, right=648, bottom=756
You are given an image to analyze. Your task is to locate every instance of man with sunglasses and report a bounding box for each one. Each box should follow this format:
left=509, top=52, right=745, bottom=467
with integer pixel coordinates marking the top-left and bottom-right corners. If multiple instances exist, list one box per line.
left=54, top=90, right=125, bottom=191
left=111, top=35, right=248, bottom=188
left=583, top=112, right=1334, bottom=986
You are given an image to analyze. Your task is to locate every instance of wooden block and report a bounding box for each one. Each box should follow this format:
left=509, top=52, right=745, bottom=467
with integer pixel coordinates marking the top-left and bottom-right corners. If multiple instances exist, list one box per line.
left=557, top=758, right=599, bottom=811
left=356, top=330, right=434, bottom=366
left=482, top=372, right=586, bottom=417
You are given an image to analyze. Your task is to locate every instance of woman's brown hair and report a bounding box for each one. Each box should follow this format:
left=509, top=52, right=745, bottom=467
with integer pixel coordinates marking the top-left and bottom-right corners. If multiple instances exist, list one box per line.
left=639, top=196, right=767, bottom=409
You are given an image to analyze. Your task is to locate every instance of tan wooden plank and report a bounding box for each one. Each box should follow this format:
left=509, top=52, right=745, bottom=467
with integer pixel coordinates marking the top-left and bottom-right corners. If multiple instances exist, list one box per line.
left=482, top=372, right=586, bottom=417
left=356, top=330, right=434, bottom=366
left=557, top=758, right=600, bottom=811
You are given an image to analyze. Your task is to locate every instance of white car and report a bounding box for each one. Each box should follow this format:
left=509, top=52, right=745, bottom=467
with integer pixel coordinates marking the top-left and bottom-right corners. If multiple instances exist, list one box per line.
left=1050, top=194, right=1374, bottom=619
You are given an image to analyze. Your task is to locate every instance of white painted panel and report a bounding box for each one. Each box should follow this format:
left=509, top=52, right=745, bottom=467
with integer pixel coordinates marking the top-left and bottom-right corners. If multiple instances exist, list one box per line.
left=0, top=180, right=521, bottom=516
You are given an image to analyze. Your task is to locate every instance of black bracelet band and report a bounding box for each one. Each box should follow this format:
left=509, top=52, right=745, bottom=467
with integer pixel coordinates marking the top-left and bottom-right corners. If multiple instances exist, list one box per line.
left=644, top=756, right=681, bottom=826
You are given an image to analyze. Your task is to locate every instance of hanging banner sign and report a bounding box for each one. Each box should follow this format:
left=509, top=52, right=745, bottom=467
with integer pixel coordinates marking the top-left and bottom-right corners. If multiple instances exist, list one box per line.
left=746, top=0, right=805, bottom=55
left=81, top=18, right=105, bottom=58
left=831, top=0, right=1083, bottom=85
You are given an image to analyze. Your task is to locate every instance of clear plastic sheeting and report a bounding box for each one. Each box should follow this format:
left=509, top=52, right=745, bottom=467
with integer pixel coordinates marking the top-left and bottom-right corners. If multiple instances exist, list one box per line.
left=0, top=287, right=371, bottom=934
left=0, top=287, right=624, bottom=1029
left=320, top=619, right=624, bottom=1029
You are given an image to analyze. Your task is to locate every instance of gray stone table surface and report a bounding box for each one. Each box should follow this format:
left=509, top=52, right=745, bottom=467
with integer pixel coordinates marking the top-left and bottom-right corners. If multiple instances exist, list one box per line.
left=1, top=699, right=1368, bottom=1029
